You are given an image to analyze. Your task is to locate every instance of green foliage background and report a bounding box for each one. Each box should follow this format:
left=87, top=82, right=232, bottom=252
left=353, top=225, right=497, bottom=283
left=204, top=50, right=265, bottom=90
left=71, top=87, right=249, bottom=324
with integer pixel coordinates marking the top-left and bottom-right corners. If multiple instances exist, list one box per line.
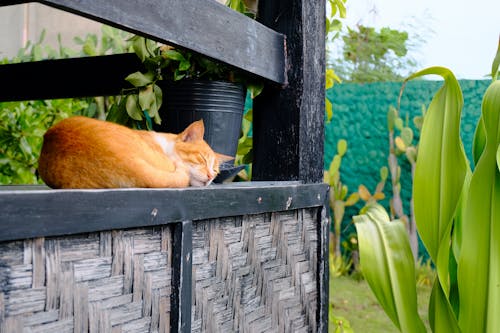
left=0, top=26, right=132, bottom=185
left=325, top=79, right=491, bottom=256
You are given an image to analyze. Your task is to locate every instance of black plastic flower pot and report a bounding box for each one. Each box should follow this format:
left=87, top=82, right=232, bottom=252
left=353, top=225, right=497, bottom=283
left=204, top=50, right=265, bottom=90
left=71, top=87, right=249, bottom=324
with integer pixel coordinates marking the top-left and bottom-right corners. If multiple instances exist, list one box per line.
left=156, top=79, right=247, bottom=182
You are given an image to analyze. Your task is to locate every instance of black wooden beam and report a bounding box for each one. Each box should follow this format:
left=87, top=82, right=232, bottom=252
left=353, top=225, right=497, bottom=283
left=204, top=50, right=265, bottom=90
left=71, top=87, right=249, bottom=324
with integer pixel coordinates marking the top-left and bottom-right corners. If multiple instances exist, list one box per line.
left=0, top=182, right=328, bottom=242
left=0, top=54, right=142, bottom=101
left=171, top=220, right=193, bottom=333
left=0, top=1, right=26, bottom=5
left=1, top=0, right=286, bottom=84
left=253, top=0, right=326, bottom=183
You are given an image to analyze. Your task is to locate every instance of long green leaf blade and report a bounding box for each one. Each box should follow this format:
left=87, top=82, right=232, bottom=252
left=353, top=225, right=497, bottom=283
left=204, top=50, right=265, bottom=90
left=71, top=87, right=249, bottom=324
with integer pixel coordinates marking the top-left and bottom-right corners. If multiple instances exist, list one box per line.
left=473, top=115, right=486, bottom=166
left=491, top=35, right=500, bottom=81
left=407, top=67, right=470, bottom=292
left=458, top=80, right=500, bottom=332
left=428, top=280, right=460, bottom=333
left=355, top=204, right=426, bottom=333
left=496, top=144, right=500, bottom=171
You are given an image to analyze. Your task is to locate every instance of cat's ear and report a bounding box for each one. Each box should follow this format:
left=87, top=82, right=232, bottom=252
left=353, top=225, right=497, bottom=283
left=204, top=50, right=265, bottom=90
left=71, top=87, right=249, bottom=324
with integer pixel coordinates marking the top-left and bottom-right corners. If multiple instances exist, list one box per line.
left=178, top=120, right=205, bottom=142
left=216, top=153, right=234, bottom=164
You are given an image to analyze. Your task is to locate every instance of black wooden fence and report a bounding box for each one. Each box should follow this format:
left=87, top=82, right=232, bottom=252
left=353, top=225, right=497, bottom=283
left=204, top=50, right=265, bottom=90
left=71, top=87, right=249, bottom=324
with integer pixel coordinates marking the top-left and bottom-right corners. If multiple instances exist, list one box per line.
left=0, top=1, right=328, bottom=331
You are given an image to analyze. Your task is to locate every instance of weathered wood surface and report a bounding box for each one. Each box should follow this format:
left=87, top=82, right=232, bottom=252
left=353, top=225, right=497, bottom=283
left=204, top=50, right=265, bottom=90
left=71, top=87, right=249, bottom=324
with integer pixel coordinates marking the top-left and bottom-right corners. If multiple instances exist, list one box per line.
left=253, top=0, right=326, bottom=183
left=0, top=227, right=173, bottom=332
left=0, top=182, right=328, bottom=242
left=0, top=0, right=286, bottom=84
left=0, top=54, right=142, bottom=102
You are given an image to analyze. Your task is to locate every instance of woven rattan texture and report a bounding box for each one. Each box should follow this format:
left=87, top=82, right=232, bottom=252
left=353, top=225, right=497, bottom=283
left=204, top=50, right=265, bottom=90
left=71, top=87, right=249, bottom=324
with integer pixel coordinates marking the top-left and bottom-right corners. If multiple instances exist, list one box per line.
left=191, top=209, right=319, bottom=333
left=0, top=227, right=173, bottom=333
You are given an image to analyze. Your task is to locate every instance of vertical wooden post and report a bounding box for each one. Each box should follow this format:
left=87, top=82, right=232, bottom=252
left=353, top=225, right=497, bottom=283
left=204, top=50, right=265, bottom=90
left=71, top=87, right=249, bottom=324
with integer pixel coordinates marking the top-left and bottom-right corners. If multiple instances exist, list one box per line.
left=170, top=221, right=193, bottom=333
left=253, top=0, right=326, bottom=183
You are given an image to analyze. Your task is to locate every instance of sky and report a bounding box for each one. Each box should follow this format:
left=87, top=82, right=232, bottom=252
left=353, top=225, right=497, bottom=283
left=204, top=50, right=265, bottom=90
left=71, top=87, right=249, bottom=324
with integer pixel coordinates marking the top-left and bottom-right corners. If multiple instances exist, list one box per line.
left=334, top=0, right=500, bottom=79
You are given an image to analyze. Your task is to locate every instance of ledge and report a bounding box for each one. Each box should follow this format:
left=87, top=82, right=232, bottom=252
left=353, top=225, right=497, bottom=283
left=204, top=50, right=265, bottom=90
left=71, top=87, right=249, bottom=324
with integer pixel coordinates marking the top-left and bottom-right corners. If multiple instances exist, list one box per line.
left=0, top=181, right=328, bottom=242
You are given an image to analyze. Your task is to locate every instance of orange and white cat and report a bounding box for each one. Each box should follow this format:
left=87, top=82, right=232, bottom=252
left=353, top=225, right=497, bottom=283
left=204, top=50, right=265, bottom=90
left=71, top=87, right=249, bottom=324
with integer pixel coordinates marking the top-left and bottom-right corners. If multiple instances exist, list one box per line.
left=38, top=116, right=232, bottom=189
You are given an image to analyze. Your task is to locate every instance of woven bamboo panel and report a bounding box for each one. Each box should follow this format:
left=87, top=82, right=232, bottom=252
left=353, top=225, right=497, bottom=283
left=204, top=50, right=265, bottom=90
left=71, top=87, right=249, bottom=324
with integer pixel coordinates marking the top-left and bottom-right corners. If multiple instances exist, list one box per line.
left=191, top=208, right=319, bottom=333
left=0, top=227, right=173, bottom=333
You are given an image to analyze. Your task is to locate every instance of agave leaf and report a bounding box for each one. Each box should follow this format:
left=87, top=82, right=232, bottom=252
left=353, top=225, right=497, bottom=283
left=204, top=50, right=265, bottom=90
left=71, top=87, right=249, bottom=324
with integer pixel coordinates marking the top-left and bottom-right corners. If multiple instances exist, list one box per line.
left=408, top=67, right=470, bottom=299
left=355, top=204, right=426, bottom=333
left=458, top=80, right=500, bottom=332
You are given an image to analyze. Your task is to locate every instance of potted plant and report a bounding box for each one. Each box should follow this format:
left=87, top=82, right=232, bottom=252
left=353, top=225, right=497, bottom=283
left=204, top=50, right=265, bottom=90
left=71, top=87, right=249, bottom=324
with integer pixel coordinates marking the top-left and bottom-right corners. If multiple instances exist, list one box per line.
left=106, top=2, right=262, bottom=182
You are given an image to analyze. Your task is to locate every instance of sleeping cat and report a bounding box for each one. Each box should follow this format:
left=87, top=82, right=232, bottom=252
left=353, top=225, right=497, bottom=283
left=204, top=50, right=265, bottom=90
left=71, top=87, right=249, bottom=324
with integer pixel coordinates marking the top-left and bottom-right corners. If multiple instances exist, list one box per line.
left=38, top=116, right=233, bottom=189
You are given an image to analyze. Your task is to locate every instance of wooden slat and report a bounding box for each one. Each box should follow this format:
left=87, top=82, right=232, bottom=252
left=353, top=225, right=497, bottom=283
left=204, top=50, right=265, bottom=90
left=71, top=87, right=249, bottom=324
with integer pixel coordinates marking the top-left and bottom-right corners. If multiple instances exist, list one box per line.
left=252, top=0, right=326, bottom=182
left=0, top=54, right=142, bottom=102
left=0, top=0, right=286, bottom=84
left=170, top=221, right=193, bottom=333
left=0, top=182, right=328, bottom=242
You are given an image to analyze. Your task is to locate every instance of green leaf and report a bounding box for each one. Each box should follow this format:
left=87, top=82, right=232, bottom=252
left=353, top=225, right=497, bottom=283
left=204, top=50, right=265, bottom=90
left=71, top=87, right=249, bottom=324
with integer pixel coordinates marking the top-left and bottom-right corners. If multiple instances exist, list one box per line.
left=337, top=139, right=347, bottom=156
left=413, top=115, right=424, bottom=130
left=428, top=280, right=460, bottom=332
left=244, top=108, right=253, bottom=122
left=380, top=166, right=389, bottom=181
left=387, top=106, right=397, bottom=131
left=125, top=94, right=142, bottom=121
left=394, top=117, right=404, bottom=131
left=497, top=145, right=500, bottom=171
left=163, top=49, right=187, bottom=62
left=153, top=84, right=163, bottom=124
left=491, top=36, right=500, bottom=81
left=82, top=38, right=96, bottom=56
left=19, top=136, right=32, bottom=156
left=247, top=82, right=264, bottom=99
left=345, top=192, right=359, bottom=206
left=132, top=36, right=148, bottom=62
left=125, top=71, right=154, bottom=87
left=33, top=45, right=43, bottom=61
left=354, top=204, right=426, bottom=333
left=139, top=85, right=155, bottom=111
left=458, top=80, right=500, bottom=332
left=472, top=115, right=486, bottom=166
left=326, top=68, right=341, bottom=89
left=408, top=67, right=469, bottom=293
left=329, top=155, right=341, bottom=174
left=326, top=99, right=333, bottom=122
left=400, top=127, right=413, bottom=146
left=178, top=59, right=191, bottom=71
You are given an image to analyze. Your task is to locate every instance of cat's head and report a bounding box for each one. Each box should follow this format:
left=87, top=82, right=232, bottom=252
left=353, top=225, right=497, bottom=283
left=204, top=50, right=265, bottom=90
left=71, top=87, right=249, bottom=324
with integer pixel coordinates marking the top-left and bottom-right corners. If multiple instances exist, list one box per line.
left=174, top=120, right=233, bottom=186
